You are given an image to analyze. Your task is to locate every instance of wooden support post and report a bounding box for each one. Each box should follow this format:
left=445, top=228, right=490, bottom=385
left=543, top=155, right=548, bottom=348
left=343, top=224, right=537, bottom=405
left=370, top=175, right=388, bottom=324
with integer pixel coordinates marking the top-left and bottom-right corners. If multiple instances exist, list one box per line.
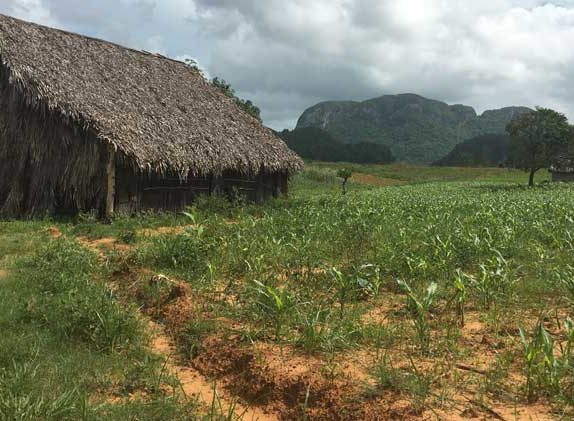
left=211, top=175, right=223, bottom=197
left=272, top=173, right=280, bottom=198
left=280, top=173, right=289, bottom=198
left=255, top=173, right=265, bottom=203
left=105, top=146, right=116, bottom=219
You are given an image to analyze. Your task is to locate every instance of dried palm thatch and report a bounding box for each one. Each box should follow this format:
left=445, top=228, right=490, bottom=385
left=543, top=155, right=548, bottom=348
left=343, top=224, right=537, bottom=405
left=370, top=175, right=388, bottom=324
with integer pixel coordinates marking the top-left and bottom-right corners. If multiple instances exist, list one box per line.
left=0, top=14, right=302, bottom=216
left=0, top=66, right=108, bottom=215
left=549, top=156, right=574, bottom=174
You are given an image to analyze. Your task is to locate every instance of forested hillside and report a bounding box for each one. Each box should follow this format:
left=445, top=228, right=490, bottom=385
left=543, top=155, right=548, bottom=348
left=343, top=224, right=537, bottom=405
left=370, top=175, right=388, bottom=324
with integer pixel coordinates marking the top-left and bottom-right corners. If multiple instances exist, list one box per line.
left=433, top=134, right=510, bottom=167
left=278, top=127, right=395, bottom=164
left=296, top=93, right=530, bottom=163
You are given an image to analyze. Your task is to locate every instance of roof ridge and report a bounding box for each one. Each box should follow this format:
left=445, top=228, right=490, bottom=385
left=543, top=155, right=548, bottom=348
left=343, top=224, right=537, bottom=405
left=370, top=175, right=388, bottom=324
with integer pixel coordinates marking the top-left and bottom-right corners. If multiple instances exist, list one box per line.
left=0, top=13, right=193, bottom=69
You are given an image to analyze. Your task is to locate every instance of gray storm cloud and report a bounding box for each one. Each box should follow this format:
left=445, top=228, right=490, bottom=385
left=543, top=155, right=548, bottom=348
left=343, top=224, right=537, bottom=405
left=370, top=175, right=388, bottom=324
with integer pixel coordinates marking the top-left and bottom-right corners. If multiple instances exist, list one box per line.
left=2, top=0, right=574, bottom=129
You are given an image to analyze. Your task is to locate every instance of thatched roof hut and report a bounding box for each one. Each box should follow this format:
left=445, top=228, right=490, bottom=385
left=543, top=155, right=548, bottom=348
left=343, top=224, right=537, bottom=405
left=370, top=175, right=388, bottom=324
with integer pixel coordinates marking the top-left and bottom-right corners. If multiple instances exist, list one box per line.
left=549, top=156, right=574, bottom=182
left=0, top=14, right=302, bottom=217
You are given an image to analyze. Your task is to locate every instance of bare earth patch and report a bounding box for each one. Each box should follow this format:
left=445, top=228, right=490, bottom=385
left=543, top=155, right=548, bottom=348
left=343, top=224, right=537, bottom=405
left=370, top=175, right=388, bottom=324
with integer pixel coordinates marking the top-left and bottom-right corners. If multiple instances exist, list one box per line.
left=47, top=226, right=63, bottom=238
left=110, top=266, right=274, bottom=419
left=351, top=173, right=406, bottom=187
left=133, top=272, right=557, bottom=420
left=0, top=269, right=9, bottom=279
left=137, top=226, right=193, bottom=237
left=76, top=236, right=132, bottom=254
left=148, top=321, right=276, bottom=421
left=138, top=221, right=237, bottom=237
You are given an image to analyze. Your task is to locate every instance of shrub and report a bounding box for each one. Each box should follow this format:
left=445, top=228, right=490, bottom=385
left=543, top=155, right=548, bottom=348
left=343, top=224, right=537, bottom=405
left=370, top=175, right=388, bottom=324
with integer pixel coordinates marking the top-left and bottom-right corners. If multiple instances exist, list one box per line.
left=135, top=225, right=214, bottom=279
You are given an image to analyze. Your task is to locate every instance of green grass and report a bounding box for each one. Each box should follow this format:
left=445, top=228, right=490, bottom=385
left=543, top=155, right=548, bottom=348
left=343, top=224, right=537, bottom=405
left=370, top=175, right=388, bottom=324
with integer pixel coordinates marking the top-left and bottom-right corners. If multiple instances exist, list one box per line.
left=0, top=229, right=201, bottom=419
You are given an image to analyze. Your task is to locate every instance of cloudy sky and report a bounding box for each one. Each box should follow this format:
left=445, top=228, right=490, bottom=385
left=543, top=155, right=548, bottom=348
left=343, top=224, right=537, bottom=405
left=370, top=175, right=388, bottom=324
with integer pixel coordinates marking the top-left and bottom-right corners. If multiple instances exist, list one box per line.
left=2, top=0, right=574, bottom=129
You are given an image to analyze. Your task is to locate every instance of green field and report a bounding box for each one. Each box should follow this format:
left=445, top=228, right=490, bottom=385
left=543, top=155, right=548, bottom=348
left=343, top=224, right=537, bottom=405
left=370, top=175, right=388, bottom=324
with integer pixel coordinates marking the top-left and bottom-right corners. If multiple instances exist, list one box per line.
left=0, top=164, right=571, bottom=420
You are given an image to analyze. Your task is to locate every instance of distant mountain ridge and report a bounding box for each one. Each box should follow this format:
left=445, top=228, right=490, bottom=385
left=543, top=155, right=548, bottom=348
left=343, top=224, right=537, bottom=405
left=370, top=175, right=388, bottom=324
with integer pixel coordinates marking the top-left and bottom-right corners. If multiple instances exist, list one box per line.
left=296, top=93, right=532, bottom=164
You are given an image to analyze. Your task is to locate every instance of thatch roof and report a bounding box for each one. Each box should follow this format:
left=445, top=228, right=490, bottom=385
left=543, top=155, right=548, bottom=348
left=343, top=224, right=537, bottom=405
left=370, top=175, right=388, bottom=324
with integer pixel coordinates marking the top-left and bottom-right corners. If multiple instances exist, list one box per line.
left=549, top=156, right=574, bottom=174
left=0, top=14, right=303, bottom=176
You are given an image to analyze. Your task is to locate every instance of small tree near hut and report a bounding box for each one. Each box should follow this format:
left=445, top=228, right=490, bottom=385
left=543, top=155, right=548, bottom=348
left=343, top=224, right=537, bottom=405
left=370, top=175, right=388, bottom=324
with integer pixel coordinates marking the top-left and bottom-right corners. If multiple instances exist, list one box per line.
left=211, top=77, right=262, bottom=122
left=506, top=107, right=573, bottom=186
left=185, top=59, right=261, bottom=121
left=337, top=168, right=352, bottom=194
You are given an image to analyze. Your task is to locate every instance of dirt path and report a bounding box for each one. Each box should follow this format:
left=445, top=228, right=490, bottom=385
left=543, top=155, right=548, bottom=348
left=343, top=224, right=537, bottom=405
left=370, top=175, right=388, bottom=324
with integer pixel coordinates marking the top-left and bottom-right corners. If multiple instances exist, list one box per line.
left=148, top=321, right=276, bottom=421
left=66, top=229, right=275, bottom=420
left=138, top=226, right=193, bottom=237
left=351, top=172, right=405, bottom=187
left=76, top=236, right=132, bottom=254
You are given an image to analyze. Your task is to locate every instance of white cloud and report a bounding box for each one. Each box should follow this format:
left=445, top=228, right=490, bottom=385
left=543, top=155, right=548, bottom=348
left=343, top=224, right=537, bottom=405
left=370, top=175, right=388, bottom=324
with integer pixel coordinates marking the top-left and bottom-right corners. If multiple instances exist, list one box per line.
left=4, top=0, right=58, bottom=26
left=189, top=1, right=574, bottom=127
left=2, top=0, right=574, bottom=129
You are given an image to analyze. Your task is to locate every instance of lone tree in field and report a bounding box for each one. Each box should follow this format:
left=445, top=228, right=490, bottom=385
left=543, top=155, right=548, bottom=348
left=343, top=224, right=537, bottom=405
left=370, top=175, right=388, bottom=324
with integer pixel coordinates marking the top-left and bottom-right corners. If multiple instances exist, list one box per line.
left=506, top=107, right=573, bottom=186
left=337, top=168, right=352, bottom=194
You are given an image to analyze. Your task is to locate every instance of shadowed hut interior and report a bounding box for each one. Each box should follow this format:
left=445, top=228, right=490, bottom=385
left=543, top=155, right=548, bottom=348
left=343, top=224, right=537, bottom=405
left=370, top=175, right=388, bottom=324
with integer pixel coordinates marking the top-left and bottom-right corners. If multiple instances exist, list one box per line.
left=0, top=14, right=302, bottom=218
left=549, top=157, right=574, bottom=182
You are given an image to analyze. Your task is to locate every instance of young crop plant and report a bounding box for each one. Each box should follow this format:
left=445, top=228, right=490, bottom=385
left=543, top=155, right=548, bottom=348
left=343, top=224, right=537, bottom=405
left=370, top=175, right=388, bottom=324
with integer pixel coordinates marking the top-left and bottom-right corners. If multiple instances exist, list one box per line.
left=296, top=305, right=365, bottom=354
left=453, top=270, right=467, bottom=328
left=372, top=355, right=403, bottom=394
left=563, top=318, right=574, bottom=363
left=465, top=251, right=514, bottom=310
left=397, top=279, right=438, bottom=354
left=25, top=239, right=143, bottom=352
left=252, top=280, right=297, bottom=341
left=177, top=319, right=219, bottom=359
left=327, top=267, right=355, bottom=319
left=355, top=263, right=384, bottom=298
left=363, top=323, right=396, bottom=361
left=556, top=265, right=574, bottom=307
left=326, top=265, right=379, bottom=317
left=519, top=322, right=568, bottom=402
left=296, top=308, right=331, bottom=353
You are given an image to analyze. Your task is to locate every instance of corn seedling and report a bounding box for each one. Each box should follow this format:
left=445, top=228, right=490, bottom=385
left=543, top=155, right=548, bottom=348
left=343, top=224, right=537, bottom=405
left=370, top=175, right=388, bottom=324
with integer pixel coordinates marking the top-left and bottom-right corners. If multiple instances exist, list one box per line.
left=397, top=279, right=438, bottom=354
left=252, top=280, right=297, bottom=340
left=453, top=269, right=467, bottom=327
left=327, top=267, right=355, bottom=319
left=296, top=308, right=330, bottom=353
left=562, top=318, right=574, bottom=362
left=364, top=323, right=396, bottom=361
left=557, top=265, right=574, bottom=307
left=355, top=263, right=383, bottom=298
left=519, top=322, right=565, bottom=401
left=466, top=251, right=513, bottom=310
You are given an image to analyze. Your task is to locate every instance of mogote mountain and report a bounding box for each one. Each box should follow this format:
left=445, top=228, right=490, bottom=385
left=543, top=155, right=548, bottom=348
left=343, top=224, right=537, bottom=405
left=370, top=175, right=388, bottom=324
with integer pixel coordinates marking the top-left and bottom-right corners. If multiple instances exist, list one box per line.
left=295, top=93, right=532, bottom=164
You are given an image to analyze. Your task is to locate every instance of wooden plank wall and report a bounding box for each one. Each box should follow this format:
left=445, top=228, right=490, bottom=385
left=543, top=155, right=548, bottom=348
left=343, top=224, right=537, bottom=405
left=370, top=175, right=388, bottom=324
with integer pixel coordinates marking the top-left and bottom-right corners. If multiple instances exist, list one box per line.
left=115, top=168, right=288, bottom=214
